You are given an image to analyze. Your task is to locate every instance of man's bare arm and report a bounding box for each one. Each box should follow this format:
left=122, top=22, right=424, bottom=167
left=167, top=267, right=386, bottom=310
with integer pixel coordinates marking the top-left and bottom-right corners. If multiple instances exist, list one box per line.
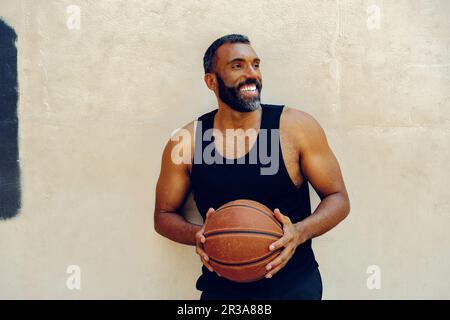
left=154, top=122, right=201, bottom=246
left=291, top=110, right=351, bottom=242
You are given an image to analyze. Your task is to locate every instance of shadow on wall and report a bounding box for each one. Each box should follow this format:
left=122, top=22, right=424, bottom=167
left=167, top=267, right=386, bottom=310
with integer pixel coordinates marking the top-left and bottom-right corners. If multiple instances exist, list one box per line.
left=0, top=18, right=20, bottom=220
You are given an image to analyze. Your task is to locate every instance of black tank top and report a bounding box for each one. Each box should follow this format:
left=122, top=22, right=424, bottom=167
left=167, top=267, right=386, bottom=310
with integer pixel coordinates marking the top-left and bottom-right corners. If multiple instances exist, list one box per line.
left=191, top=104, right=318, bottom=296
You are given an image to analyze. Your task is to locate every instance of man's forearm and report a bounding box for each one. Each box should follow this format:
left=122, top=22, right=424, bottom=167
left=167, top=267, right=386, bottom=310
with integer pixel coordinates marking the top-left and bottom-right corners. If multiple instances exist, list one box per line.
left=154, top=211, right=202, bottom=246
left=295, top=192, right=350, bottom=244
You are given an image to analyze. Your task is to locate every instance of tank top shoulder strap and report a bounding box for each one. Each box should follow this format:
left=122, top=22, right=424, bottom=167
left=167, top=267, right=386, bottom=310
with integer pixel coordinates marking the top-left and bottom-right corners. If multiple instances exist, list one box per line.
left=260, top=104, right=284, bottom=130
left=194, top=109, right=217, bottom=164
left=197, top=109, right=217, bottom=131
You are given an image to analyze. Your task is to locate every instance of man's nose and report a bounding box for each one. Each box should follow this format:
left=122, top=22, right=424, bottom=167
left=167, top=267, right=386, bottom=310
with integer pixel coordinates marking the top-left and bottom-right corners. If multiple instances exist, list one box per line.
left=244, top=63, right=259, bottom=78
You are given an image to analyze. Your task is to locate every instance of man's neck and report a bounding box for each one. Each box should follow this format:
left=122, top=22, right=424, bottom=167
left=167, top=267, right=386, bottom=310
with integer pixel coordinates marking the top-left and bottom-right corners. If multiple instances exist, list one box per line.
left=215, top=102, right=262, bottom=131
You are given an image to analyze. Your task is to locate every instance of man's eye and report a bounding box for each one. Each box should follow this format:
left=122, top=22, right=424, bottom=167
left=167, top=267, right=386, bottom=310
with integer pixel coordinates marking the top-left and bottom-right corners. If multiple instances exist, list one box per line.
left=254, top=64, right=260, bottom=68
left=232, top=64, right=241, bottom=69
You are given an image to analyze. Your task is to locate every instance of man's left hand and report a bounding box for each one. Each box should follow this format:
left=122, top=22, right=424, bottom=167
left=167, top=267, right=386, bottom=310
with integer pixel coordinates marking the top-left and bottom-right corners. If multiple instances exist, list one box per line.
left=265, top=208, right=308, bottom=279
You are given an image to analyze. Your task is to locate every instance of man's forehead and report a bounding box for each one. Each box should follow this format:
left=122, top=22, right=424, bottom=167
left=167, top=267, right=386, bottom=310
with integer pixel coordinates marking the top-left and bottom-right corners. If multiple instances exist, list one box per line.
left=216, top=43, right=259, bottom=65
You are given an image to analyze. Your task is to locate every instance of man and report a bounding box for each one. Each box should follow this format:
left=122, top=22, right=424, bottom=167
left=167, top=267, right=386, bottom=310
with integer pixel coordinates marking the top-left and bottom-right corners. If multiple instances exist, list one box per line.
left=154, top=34, right=350, bottom=300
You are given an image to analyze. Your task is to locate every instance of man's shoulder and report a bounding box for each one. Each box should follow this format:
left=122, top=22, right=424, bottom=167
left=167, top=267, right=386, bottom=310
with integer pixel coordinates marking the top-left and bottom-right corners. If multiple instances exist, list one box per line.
left=168, top=107, right=217, bottom=152
left=281, top=106, right=327, bottom=152
left=282, top=106, right=323, bottom=133
left=168, top=120, right=196, bottom=143
left=164, top=120, right=195, bottom=158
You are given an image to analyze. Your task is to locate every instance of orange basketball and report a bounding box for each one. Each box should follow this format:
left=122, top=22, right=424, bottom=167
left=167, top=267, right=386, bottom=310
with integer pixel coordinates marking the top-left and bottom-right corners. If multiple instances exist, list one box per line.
left=203, top=199, right=284, bottom=283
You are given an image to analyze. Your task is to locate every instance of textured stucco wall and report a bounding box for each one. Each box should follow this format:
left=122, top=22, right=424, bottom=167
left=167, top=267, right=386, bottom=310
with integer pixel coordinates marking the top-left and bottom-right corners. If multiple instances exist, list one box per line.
left=0, top=0, right=449, bottom=299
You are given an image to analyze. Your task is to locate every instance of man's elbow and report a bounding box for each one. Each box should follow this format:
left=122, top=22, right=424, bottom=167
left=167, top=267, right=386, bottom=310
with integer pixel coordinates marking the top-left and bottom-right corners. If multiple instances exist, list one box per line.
left=341, top=193, right=351, bottom=220
left=153, top=211, right=164, bottom=236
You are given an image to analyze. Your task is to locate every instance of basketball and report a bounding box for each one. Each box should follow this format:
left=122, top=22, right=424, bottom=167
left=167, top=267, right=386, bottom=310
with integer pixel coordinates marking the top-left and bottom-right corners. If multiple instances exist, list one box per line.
left=203, top=199, right=284, bottom=283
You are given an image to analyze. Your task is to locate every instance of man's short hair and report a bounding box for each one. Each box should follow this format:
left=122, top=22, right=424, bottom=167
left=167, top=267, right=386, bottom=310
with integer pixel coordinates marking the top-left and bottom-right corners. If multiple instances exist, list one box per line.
left=203, top=34, right=250, bottom=74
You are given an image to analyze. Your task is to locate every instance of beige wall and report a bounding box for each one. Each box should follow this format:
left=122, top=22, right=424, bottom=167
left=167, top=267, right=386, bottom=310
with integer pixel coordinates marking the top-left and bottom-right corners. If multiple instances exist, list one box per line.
left=0, top=0, right=449, bottom=299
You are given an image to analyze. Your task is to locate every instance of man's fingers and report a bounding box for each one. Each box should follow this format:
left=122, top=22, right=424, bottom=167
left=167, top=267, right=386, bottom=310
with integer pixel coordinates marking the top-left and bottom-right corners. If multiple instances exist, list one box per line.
left=273, top=208, right=283, bottom=223
left=265, top=250, right=293, bottom=278
left=269, top=235, right=288, bottom=252
left=266, top=249, right=290, bottom=271
left=196, top=246, right=209, bottom=260
left=273, top=208, right=291, bottom=226
left=196, top=245, right=215, bottom=272
left=265, top=246, right=295, bottom=278
left=265, top=260, right=287, bottom=278
left=203, top=260, right=213, bottom=272
left=195, top=216, right=214, bottom=273
left=196, top=248, right=213, bottom=272
left=201, top=258, right=214, bottom=272
left=206, top=207, right=215, bottom=219
left=195, top=227, right=204, bottom=241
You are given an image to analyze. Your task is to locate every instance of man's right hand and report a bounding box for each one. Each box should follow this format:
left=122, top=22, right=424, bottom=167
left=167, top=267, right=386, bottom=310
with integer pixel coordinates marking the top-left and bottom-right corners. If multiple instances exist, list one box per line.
left=195, top=207, right=221, bottom=276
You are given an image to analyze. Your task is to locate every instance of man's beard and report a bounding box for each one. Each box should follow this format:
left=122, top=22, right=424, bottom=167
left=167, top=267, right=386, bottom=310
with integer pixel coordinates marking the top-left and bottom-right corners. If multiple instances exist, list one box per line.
left=216, top=73, right=262, bottom=113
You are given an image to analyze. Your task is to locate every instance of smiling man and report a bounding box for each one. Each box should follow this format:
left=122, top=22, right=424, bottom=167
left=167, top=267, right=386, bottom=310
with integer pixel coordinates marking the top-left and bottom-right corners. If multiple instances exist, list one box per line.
left=154, top=34, right=350, bottom=300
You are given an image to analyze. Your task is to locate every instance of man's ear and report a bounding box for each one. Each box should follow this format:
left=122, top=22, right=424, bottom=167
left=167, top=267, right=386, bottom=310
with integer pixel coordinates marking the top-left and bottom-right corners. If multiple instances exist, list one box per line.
left=204, top=73, right=216, bottom=91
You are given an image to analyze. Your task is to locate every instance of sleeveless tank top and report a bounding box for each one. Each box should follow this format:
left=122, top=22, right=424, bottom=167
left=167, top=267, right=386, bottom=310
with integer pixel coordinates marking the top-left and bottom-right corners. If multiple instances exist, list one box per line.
left=191, top=104, right=318, bottom=296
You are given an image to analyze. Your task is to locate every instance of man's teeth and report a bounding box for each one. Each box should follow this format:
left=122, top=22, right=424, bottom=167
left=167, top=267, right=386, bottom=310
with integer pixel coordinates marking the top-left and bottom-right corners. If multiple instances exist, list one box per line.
left=240, top=85, right=257, bottom=91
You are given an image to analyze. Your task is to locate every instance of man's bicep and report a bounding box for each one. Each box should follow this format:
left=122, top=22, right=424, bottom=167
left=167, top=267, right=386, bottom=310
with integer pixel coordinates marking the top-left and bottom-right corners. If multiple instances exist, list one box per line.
left=299, top=120, right=346, bottom=200
left=155, top=141, right=191, bottom=214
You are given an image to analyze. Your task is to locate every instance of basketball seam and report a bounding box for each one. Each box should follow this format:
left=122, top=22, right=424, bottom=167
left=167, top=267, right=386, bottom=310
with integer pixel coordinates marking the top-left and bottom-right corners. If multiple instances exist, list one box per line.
left=209, top=248, right=282, bottom=267
left=204, top=230, right=283, bottom=238
left=215, top=203, right=283, bottom=229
